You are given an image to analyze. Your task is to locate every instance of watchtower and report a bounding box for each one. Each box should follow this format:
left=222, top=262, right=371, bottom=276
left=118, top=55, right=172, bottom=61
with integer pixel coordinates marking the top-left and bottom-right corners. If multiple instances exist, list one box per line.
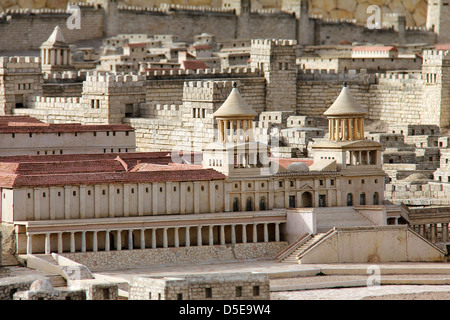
left=426, top=0, right=450, bottom=44
left=250, top=39, right=298, bottom=113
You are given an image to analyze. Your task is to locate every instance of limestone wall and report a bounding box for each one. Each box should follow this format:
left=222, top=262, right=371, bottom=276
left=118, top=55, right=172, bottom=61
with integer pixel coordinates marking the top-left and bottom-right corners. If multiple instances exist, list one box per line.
left=0, top=0, right=428, bottom=27
left=60, top=241, right=287, bottom=271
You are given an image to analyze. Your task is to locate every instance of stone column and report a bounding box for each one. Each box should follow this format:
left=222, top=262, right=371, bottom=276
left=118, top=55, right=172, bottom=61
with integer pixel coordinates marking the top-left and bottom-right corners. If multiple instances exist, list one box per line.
left=431, top=224, right=437, bottom=242
left=174, top=227, right=180, bottom=248
left=93, top=231, right=98, bottom=252
left=242, top=224, right=247, bottom=243
left=140, top=229, right=145, bottom=249
left=26, top=233, right=32, bottom=254
left=128, top=229, right=133, bottom=250
left=208, top=226, right=214, bottom=246
left=116, top=230, right=122, bottom=251
left=220, top=225, right=225, bottom=245
left=58, top=232, right=63, bottom=254
left=443, top=223, right=449, bottom=242
left=275, top=223, right=280, bottom=242
left=231, top=224, right=236, bottom=244
left=263, top=223, right=269, bottom=242
left=185, top=227, right=190, bottom=247
left=105, top=230, right=110, bottom=252
left=163, top=228, right=168, bottom=248
left=151, top=229, right=156, bottom=249
left=253, top=224, right=258, bottom=243
left=70, top=232, right=76, bottom=253
left=197, top=226, right=202, bottom=246
left=45, top=233, right=51, bottom=255
left=81, top=231, right=86, bottom=253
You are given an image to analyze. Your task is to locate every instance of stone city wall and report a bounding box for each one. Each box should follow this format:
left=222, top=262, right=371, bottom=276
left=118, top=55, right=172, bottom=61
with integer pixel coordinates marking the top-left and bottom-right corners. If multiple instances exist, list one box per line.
left=60, top=241, right=287, bottom=271
left=0, top=0, right=428, bottom=27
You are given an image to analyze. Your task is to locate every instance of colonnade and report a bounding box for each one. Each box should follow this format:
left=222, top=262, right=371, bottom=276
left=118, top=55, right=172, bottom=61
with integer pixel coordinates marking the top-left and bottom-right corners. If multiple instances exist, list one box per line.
left=217, top=119, right=254, bottom=143
left=26, top=222, right=282, bottom=254
left=328, top=117, right=364, bottom=141
left=41, top=47, right=70, bottom=67
left=412, top=223, right=450, bottom=243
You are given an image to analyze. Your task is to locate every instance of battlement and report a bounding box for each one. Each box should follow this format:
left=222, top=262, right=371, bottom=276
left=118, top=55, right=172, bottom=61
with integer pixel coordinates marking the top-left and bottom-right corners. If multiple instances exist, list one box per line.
left=375, top=72, right=422, bottom=80
left=43, top=71, right=86, bottom=83
left=158, top=3, right=235, bottom=13
left=84, top=72, right=146, bottom=84
left=144, top=67, right=262, bottom=80
left=251, top=39, right=297, bottom=47
left=297, top=68, right=376, bottom=83
left=0, top=56, right=41, bottom=73
left=183, top=79, right=235, bottom=102
left=183, top=80, right=234, bottom=89
left=31, top=96, right=81, bottom=104
left=423, top=50, right=450, bottom=57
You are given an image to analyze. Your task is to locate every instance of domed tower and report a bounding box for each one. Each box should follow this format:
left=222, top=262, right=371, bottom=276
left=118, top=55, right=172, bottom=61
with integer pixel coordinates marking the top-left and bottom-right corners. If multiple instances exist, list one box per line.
left=324, top=83, right=367, bottom=142
left=310, top=84, right=385, bottom=206
left=202, top=83, right=271, bottom=177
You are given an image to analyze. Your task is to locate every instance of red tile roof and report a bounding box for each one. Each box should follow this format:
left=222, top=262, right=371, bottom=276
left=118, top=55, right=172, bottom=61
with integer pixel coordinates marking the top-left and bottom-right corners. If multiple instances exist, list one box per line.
left=0, top=152, right=224, bottom=188
left=124, top=42, right=148, bottom=48
left=189, top=44, right=212, bottom=50
left=0, top=116, right=134, bottom=133
left=352, top=46, right=397, bottom=52
left=181, top=60, right=209, bottom=70
left=435, top=44, right=450, bottom=50
left=271, top=158, right=313, bottom=169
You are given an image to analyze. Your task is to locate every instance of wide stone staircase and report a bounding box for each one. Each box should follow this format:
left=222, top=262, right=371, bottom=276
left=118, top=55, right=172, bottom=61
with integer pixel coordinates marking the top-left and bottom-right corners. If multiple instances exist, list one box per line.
left=279, top=233, right=327, bottom=263
left=315, top=207, right=375, bottom=233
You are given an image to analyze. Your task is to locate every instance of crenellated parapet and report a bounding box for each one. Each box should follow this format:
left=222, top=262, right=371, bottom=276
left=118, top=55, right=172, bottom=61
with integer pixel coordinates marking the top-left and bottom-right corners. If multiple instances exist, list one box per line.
left=143, top=67, right=262, bottom=80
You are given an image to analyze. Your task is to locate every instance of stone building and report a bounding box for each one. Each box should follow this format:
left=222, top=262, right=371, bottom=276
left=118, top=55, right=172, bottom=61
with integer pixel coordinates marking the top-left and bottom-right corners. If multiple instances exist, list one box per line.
left=0, top=85, right=396, bottom=268
left=0, top=115, right=135, bottom=156
left=129, top=273, right=269, bottom=300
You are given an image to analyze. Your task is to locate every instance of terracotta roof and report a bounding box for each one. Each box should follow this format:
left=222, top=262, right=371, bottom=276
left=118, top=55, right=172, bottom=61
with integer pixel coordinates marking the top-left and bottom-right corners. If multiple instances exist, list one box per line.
left=352, top=46, right=397, bottom=52
left=272, top=158, right=313, bottom=169
left=181, top=60, right=209, bottom=70
left=435, top=44, right=450, bottom=50
left=0, top=152, right=224, bottom=188
left=0, top=116, right=134, bottom=133
left=189, top=44, right=212, bottom=50
left=124, top=42, right=148, bottom=48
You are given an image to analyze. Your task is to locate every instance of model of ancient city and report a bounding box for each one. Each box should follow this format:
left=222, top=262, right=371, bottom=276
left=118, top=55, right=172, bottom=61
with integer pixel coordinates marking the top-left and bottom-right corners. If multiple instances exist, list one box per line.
left=0, top=0, right=450, bottom=301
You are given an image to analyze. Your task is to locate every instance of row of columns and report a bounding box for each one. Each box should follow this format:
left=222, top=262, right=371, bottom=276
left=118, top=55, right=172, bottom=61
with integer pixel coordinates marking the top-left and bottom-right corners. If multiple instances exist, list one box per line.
left=217, top=119, right=254, bottom=143
left=412, top=223, right=450, bottom=243
left=41, top=47, right=70, bottom=66
left=26, top=222, right=282, bottom=255
left=329, top=117, right=364, bottom=141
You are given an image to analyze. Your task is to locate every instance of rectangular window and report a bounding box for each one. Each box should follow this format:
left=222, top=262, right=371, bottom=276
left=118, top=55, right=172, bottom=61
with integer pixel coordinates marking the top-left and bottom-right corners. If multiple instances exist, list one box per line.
left=236, top=286, right=242, bottom=297
left=205, top=288, right=212, bottom=298
left=253, top=286, right=260, bottom=296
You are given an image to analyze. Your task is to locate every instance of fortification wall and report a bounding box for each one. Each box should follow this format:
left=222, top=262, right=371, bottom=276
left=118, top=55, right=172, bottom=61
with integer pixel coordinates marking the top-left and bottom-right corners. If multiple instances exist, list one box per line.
left=369, top=73, right=425, bottom=125
left=118, top=7, right=237, bottom=42
left=0, top=7, right=103, bottom=51
left=296, top=69, right=374, bottom=116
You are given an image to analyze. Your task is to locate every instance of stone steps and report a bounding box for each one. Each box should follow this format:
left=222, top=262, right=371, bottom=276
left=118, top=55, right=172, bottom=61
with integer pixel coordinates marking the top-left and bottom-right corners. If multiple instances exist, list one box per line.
left=281, top=233, right=326, bottom=264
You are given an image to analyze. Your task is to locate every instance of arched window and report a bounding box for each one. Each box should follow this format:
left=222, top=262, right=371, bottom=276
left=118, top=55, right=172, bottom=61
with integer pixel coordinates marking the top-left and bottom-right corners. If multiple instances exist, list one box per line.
left=347, top=193, right=353, bottom=206
left=233, top=198, right=239, bottom=212
left=246, top=197, right=253, bottom=211
left=373, top=192, right=379, bottom=205
left=259, top=197, right=266, bottom=210
left=360, top=193, right=366, bottom=205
